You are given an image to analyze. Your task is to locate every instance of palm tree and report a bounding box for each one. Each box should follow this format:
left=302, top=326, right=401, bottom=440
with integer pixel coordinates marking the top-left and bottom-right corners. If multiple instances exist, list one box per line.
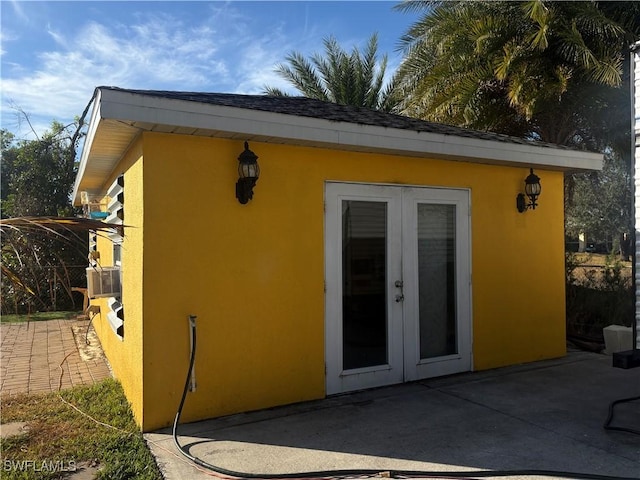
left=394, top=0, right=640, bottom=147
left=394, top=0, right=640, bottom=280
left=264, top=33, right=400, bottom=112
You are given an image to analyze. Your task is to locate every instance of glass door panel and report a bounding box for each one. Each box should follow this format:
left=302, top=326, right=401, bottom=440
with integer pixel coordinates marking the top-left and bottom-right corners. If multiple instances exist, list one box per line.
left=403, top=188, right=471, bottom=382
left=342, top=201, right=388, bottom=369
left=417, top=204, right=457, bottom=359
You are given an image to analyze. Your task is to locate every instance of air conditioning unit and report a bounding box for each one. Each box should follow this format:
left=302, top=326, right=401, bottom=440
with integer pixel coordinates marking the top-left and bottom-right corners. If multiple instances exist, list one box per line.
left=86, top=266, right=121, bottom=298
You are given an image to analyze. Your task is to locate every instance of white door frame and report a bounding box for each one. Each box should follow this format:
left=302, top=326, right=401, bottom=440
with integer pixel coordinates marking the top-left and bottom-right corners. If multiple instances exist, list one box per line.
left=401, top=187, right=472, bottom=381
left=325, top=183, right=404, bottom=395
left=324, top=182, right=472, bottom=395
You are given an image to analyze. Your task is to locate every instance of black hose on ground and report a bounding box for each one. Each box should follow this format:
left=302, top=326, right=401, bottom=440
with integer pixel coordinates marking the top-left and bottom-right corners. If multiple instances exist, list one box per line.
left=603, top=395, right=640, bottom=436
left=172, top=316, right=639, bottom=480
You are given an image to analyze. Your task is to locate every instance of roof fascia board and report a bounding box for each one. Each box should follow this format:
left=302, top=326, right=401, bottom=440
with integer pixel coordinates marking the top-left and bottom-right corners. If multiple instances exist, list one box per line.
left=72, top=89, right=103, bottom=204
left=98, top=88, right=602, bottom=172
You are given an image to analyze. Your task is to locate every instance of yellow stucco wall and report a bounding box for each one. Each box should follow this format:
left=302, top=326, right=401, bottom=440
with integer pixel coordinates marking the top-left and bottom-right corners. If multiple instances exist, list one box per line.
left=93, top=132, right=566, bottom=431
left=91, top=137, right=145, bottom=425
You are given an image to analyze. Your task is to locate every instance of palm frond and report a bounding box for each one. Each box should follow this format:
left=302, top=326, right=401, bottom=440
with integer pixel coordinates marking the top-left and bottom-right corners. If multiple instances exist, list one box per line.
left=0, top=216, right=118, bottom=237
left=395, top=0, right=632, bottom=145
left=1, top=216, right=122, bottom=263
left=275, top=53, right=329, bottom=102
left=1, top=265, right=36, bottom=296
left=262, top=87, right=290, bottom=97
left=393, top=0, right=448, bottom=14
left=1, top=216, right=120, bottom=312
left=264, top=33, right=394, bottom=110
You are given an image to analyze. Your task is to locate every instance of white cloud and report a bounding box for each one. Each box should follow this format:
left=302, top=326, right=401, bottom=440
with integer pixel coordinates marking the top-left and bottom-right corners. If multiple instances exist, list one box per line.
left=0, top=9, right=245, bottom=137
left=0, top=2, right=393, bottom=139
left=0, top=27, right=20, bottom=57
left=8, top=0, right=28, bottom=23
left=232, top=25, right=297, bottom=95
left=46, top=24, right=67, bottom=48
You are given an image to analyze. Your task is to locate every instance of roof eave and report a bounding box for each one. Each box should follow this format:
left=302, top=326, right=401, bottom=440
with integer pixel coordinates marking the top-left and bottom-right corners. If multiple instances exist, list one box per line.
left=73, top=88, right=603, bottom=204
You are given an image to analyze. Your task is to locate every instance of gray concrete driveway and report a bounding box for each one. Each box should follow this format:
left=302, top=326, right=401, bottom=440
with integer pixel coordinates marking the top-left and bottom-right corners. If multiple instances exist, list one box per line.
left=146, top=351, right=640, bottom=480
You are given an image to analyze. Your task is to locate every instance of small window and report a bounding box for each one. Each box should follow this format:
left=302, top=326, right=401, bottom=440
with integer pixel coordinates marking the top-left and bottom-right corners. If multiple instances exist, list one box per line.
left=113, top=243, right=122, bottom=266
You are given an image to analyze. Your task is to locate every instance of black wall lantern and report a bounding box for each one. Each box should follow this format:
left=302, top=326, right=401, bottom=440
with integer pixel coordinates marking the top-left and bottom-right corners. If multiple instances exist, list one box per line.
left=236, top=141, right=260, bottom=204
left=516, top=168, right=542, bottom=213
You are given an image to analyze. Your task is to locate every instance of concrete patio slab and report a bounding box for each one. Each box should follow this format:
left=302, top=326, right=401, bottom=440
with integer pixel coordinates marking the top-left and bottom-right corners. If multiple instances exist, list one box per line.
left=146, top=351, right=640, bottom=480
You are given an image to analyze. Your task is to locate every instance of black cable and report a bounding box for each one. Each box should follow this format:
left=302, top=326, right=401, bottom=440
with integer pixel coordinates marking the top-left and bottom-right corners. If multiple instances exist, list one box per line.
left=603, top=395, right=640, bottom=436
left=172, top=317, right=639, bottom=480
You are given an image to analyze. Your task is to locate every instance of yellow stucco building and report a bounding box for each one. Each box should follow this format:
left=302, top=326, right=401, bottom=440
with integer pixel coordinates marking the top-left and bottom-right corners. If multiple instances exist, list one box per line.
left=73, top=87, right=602, bottom=431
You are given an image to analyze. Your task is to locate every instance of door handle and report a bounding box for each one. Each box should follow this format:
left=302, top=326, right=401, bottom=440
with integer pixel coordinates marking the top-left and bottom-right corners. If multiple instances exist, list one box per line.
left=395, top=294, right=404, bottom=303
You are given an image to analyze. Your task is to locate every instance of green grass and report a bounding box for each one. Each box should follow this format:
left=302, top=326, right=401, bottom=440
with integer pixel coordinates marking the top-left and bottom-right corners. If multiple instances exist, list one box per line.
left=0, top=311, right=81, bottom=323
left=0, top=379, right=162, bottom=479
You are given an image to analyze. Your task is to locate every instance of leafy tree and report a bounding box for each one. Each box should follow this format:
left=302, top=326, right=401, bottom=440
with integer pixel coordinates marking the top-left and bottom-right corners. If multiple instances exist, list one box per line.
left=264, top=33, right=400, bottom=111
left=395, top=0, right=639, bottom=246
left=1, top=130, right=17, bottom=207
left=1, top=121, right=80, bottom=218
left=1, top=121, right=87, bottom=313
left=566, top=152, right=633, bottom=254
left=395, top=0, right=638, bottom=145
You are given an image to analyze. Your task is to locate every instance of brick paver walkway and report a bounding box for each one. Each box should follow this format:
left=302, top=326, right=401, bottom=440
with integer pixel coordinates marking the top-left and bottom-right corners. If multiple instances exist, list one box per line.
left=1, top=318, right=112, bottom=395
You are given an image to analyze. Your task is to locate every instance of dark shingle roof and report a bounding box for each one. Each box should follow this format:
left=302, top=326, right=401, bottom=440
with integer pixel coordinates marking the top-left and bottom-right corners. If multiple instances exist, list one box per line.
left=101, top=86, right=571, bottom=150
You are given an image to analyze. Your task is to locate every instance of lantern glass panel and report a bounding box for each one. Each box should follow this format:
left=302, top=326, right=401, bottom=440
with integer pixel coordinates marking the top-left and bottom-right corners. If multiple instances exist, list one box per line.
left=525, top=181, right=541, bottom=196
left=239, top=162, right=259, bottom=179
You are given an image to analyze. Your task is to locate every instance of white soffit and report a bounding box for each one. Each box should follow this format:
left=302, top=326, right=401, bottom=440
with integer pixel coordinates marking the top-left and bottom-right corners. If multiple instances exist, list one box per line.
left=73, top=88, right=603, bottom=204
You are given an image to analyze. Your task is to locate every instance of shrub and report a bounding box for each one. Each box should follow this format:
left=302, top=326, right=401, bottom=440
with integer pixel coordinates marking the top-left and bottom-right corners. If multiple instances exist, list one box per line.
left=566, top=252, right=633, bottom=340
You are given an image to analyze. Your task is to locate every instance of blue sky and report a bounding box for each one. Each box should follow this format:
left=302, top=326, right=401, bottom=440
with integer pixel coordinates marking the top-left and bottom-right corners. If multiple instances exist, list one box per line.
left=1, top=1, right=420, bottom=139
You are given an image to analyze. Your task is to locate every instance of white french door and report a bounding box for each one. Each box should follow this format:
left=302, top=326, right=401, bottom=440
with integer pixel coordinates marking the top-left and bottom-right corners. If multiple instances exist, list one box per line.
left=325, top=183, right=471, bottom=395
